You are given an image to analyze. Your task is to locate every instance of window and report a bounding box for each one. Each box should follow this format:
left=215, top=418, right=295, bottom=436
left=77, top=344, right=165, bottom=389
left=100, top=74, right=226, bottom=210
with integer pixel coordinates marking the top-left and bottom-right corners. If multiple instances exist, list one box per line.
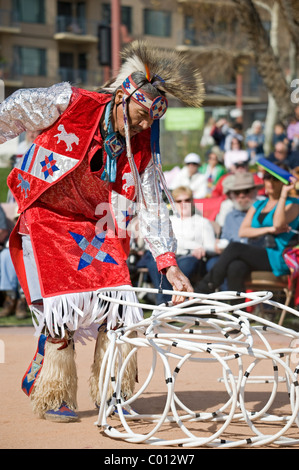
left=102, top=4, right=132, bottom=34
left=59, top=52, right=88, bottom=83
left=57, top=1, right=86, bottom=34
left=14, top=47, right=46, bottom=76
left=184, top=15, right=196, bottom=45
left=13, top=0, right=45, bottom=23
left=144, top=9, right=171, bottom=37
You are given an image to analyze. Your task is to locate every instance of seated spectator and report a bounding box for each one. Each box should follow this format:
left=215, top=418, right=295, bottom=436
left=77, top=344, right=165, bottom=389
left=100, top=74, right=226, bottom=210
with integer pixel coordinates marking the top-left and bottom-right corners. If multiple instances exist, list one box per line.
left=169, top=153, right=208, bottom=199
left=207, top=172, right=264, bottom=288
left=0, top=204, right=27, bottom=319
left=267, top=141, right=299, bottom=170
left=0, top=204, right=8, bottom=249
left=287, top=110, right=299, bottom=150
left=195, top=166, right=299, bottom=294
left=200, top=117, right=216, bottom=149
left=211, top=117, right=243, bottom=149
left=0, top=247, right=27, bottom=319
left=245, top=120, right=265, bottom=164
left=199, top=146, right=226, bottom=196
left=224, top=148, right=249, bottom=171
left=273, top=122, right=288, bottom=147
left=224, top=122, right=244, bottom=152
left=210, top=118, right=230, bottom=150
left=215, top=172, right=263, bottom=249
left=212, top=148, right=264, bottom=199
left=137, top=186, right=216, bottom=305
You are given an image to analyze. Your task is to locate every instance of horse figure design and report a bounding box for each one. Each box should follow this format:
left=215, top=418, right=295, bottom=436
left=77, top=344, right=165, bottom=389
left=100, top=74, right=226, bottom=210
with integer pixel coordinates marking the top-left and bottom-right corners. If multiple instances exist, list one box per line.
left=122, top=172, right=135, bottom=193
left=54, top=125, right=79, bottom=152
left=17, top=173, right=30, bottom=198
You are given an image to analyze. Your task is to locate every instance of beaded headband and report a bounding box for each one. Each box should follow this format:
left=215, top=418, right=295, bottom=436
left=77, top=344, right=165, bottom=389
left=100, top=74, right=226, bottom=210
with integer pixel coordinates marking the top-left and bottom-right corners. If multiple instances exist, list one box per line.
left=121, top=75, right=168, bottom=120
left=120, top=75, right=174, bottom=211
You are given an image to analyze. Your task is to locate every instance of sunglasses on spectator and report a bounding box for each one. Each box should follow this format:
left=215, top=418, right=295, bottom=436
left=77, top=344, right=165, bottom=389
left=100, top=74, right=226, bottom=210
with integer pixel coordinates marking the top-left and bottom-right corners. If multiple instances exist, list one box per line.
left=232, top=188, right=254, bottom=196
left=263, top=173, right=278, bottom=181
left=175, top=198, right=192, bottom=203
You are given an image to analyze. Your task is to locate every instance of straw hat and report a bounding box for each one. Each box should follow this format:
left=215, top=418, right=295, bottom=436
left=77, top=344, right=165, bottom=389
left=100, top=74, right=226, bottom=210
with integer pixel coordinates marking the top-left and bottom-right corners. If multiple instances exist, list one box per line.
left=223, top=172, right=263, bottom=194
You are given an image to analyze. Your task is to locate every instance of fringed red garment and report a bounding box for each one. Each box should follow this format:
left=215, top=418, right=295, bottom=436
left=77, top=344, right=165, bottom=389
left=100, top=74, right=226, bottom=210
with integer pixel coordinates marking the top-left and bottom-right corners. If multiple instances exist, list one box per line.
left=8, top=88, right=152, bottom=303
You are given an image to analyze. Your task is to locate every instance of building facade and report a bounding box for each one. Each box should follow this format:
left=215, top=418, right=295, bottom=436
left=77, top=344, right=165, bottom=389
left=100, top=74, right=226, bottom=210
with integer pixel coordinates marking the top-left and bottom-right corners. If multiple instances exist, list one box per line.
left=0, top=0, right=267, bottom=104
left=0, top=0, right=274, bottom=164
left=0, top=0, right=186, bottom=97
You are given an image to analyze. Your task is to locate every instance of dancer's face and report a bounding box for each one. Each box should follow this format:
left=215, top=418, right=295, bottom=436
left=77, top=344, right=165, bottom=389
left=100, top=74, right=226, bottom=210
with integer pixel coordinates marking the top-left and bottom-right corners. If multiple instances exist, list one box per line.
left=113, top=90, right=154, bottom=138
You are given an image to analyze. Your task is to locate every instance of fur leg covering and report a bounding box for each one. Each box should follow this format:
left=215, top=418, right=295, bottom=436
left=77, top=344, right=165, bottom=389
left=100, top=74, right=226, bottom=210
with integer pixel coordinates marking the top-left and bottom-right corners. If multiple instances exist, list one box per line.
left=89, top=326, right=137, bottom=406
left=30, top=338, right=78, bottom=418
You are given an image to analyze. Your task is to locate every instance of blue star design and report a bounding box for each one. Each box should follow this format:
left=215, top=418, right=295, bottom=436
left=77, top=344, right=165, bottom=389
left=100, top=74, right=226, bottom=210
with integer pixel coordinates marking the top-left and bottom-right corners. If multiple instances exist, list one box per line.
left=69, top=230, right=118, bottom=270
left=40, top=153, right=60, bottom=180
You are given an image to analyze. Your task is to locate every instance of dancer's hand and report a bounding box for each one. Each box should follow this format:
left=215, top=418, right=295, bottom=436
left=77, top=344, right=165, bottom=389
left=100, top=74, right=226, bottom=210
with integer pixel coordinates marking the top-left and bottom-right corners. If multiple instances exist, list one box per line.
left=165, top=265, right=194, bottom=305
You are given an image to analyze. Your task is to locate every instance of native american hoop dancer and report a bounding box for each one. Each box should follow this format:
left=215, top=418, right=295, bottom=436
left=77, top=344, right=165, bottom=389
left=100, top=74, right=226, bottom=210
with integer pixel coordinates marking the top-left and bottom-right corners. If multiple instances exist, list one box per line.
left=0, top=41, right=204, bottom=422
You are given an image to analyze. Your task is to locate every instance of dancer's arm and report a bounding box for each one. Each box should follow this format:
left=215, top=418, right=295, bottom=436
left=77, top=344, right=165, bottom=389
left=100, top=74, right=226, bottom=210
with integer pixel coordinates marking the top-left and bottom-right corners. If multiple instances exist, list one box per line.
left=138, top=159, right=193, bottom=303
left=0, top=82, right=72, bottom=143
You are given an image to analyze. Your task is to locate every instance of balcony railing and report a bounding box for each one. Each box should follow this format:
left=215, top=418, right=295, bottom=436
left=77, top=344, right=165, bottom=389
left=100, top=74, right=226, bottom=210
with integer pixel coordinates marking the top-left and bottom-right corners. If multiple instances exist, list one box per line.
left=0, top=9, right=20, bottom=30
left=55, top=16, right=97, bottom=37
left=0, top=62, right=22, bottom=83
left=58, top=67, right=103, bottom=88
left=206, top=81, right=267, bottom=102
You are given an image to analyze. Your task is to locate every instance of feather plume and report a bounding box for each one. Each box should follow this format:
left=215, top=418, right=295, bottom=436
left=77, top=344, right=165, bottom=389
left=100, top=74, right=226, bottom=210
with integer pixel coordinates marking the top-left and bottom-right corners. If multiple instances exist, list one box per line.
left=105, top=40, right=205, bottom=108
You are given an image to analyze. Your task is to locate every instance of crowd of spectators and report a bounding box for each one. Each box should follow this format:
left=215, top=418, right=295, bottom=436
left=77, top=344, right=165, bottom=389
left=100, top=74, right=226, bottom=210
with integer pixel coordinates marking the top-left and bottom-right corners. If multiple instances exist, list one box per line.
left=129, top=110, right=299, bottom=313
left=0, top=203, right=27, bottom=319
left=2, top=113, right=299, bottom=319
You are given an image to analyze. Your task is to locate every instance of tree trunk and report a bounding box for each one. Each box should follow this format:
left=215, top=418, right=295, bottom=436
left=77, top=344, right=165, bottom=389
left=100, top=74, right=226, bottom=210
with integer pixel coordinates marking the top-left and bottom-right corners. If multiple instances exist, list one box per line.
left=263, top=0, right=279, bottom=154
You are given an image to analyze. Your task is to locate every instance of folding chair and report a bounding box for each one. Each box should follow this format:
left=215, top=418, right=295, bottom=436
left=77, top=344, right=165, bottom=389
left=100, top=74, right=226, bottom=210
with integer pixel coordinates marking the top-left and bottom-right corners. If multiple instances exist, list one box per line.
left=136, top=267, right=152, bottom=300
left=245, top=271, right=294, bottom=326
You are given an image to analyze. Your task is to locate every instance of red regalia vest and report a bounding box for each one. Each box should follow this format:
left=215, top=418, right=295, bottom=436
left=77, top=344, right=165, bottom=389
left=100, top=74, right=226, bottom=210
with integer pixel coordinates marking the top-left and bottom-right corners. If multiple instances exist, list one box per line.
left=7, top=88, right=111, bottom=211
left=7, top=88, right=152, bottom=302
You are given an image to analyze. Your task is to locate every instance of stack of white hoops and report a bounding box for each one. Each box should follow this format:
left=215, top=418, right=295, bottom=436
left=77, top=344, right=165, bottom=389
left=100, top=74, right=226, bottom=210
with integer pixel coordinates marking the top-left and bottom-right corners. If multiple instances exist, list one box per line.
left=95, top=287, right=299, bottom=448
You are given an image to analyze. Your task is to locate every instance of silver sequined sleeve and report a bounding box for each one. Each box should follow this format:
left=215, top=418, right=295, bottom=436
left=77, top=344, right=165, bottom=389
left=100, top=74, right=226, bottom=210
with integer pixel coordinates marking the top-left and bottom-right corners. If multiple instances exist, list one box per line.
left=0, top=82, right=72, bottom=144
left=138, top=159, right=177, bottom=259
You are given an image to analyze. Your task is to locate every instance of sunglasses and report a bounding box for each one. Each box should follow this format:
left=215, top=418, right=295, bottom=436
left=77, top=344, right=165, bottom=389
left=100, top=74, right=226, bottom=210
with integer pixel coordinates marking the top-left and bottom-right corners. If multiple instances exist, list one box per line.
left=175, top=198, right=192, bottom=203
left=232, top=188, right=253, bottom=196
left=235, top=162, right=248, bottom=168
left=263, top=173, right=278, bottom=181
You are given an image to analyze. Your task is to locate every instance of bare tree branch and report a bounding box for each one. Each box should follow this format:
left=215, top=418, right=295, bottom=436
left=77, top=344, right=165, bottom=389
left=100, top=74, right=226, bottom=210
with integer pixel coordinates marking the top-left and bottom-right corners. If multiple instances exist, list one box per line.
left=231, top=0, right=293, bottom=122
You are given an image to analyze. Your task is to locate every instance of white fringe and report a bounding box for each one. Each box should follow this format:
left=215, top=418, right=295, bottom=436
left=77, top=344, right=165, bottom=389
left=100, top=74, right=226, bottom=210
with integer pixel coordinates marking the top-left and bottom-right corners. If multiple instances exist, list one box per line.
left=30, top=287, right=143, bottom=344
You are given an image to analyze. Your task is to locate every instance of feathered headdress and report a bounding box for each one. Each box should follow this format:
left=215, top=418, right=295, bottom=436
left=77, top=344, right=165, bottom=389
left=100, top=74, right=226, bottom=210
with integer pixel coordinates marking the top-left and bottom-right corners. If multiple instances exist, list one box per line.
left=106, top=40, right=205, bottom=108
left=102, top=40, right=205, bottom=211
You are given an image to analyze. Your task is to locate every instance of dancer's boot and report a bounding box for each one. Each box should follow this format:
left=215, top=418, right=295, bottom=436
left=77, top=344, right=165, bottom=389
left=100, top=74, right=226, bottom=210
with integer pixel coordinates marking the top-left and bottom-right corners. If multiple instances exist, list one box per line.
left=22, top=334, right=78, bottom=422
left=89, top=325, right=137, bottom=408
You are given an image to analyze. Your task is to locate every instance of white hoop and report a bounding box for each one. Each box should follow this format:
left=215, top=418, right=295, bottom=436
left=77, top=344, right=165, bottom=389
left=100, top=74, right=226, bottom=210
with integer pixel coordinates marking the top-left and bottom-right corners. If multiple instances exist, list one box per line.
left=95, top=287, right=299, bottom=448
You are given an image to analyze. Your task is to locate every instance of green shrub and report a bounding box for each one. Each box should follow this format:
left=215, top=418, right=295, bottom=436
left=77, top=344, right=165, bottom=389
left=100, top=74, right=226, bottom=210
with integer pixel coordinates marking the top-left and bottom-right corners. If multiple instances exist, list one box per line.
left=0, top=167, right=11, bottom=202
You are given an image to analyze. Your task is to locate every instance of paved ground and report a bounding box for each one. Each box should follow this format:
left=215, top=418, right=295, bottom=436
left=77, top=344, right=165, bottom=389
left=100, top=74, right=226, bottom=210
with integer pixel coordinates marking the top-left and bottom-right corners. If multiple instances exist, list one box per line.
left=0, top=325, right=298, bottom=451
